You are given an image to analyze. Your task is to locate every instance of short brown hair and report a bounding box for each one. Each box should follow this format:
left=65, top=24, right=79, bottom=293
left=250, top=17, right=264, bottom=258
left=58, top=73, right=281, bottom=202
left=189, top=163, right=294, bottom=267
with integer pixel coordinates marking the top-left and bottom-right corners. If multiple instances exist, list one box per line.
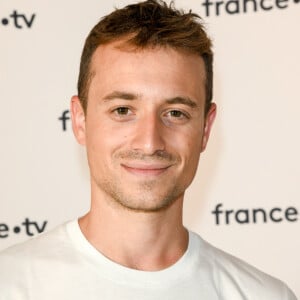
left=78, top=0, right=213, bottom=114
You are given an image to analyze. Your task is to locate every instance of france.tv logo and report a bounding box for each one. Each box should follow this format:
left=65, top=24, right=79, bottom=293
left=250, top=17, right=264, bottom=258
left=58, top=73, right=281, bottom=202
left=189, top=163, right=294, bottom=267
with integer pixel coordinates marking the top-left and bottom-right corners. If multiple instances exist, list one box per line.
left=201, top=0, right=300, bottom=17
left=1, top=10, right=36, bottom=29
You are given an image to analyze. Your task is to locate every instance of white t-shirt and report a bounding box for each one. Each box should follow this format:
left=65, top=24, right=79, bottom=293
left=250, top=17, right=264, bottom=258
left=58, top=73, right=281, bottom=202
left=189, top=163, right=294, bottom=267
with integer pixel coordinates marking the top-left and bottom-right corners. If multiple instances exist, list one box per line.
left=0, top=220, right=297, bottom=300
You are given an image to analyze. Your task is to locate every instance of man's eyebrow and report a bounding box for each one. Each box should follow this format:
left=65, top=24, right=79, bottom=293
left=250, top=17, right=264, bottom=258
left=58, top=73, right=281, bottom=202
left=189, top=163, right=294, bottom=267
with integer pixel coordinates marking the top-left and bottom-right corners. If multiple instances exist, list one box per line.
left=102, top=91, right=198, bottom=108
left=166, top=96, right=198, bottom=108
left=103, top=91, right=139, bottom=101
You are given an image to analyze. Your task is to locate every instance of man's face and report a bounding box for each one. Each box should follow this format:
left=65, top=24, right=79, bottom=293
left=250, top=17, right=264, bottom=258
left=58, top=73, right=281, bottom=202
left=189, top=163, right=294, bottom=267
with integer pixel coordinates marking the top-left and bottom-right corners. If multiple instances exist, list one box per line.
left=72, top=41, right=216, bottom=212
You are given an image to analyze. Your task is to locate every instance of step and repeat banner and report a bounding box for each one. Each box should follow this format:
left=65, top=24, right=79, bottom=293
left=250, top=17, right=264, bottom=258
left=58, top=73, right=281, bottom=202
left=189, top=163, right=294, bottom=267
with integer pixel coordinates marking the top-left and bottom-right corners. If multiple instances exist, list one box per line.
left=1, top=0, right=299, bottom=297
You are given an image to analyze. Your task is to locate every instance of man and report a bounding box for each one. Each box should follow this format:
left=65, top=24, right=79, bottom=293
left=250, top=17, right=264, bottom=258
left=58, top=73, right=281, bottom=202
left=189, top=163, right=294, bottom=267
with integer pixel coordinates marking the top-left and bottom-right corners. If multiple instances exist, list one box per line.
left=0, top=0, right=297, bottom=299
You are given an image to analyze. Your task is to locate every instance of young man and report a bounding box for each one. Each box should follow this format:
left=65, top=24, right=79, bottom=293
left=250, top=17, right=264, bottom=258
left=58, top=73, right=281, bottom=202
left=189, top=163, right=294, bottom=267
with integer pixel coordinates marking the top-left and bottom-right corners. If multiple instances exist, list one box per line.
left=0, top=1, right=297, bottom=299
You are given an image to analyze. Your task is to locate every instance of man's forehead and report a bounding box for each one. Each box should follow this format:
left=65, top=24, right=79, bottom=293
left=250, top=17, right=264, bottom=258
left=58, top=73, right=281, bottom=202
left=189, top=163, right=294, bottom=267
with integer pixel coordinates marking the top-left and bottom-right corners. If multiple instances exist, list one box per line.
left=90, top=38, right=205, bottom=74
left=87, top=39, right=206, bottom=106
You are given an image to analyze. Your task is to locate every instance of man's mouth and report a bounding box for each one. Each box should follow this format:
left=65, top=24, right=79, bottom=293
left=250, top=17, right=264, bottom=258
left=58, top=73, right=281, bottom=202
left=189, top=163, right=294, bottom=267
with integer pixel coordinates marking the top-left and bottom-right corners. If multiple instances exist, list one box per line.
left=121, top=163, right=172, bottom=176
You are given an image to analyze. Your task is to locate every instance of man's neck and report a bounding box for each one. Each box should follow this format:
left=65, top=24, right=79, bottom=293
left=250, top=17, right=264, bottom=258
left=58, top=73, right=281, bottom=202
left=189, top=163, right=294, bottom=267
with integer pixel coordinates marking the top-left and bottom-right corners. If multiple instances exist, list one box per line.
left=78, top=193, right=188, bottom=271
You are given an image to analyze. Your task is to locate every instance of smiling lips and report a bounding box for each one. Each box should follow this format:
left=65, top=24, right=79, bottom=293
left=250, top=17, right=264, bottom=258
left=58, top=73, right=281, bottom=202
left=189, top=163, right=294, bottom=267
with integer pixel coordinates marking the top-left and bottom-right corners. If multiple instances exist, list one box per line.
left=121, top=163, right=172, bottom=176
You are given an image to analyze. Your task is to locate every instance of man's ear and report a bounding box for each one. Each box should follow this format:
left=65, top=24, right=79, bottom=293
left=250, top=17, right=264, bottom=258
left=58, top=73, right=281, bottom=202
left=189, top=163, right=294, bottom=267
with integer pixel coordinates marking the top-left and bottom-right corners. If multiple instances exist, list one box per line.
left=71, top=95, right=86, bottom=145
left=201, top=103, right=217, bottom=152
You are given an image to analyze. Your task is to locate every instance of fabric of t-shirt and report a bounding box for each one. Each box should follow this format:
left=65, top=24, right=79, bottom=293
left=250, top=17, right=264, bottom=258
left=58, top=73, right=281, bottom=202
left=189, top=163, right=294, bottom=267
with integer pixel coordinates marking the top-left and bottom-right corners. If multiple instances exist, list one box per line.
left=0, top=220, right=297, bottom=300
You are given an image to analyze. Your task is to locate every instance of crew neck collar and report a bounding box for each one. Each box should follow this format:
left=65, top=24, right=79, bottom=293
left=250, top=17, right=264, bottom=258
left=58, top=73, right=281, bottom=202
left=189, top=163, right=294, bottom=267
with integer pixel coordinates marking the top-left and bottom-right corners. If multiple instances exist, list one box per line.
left=66, top=219, right=200, bottom=288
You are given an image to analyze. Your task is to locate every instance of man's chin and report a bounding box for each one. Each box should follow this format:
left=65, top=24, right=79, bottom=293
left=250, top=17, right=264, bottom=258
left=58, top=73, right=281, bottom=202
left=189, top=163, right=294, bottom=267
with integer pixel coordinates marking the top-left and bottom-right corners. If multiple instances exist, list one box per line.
left=111, top=189, right=183, bottom=213
left=116, top=200, right=176, bottom=213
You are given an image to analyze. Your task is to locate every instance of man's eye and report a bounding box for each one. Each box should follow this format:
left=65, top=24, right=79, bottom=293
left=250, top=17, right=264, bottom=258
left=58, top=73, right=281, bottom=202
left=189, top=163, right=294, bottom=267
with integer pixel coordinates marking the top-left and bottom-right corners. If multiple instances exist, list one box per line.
left=111, top=106, right=134, bottom=121
left=115, top=107, right=130, bottom=115
left=167, top=110, right=189, bottom=119
left=169, top=110, right=184, bottom=118
left=163, top=109, right=190, bottom=125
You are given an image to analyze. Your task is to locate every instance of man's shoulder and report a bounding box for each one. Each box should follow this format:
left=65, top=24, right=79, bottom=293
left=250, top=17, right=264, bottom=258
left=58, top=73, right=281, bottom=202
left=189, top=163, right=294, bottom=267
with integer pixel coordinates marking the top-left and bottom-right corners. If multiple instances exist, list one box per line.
left=0, top=220, right=73, bottom=273
left=0, top=220, right=82, bottom=298
left=191, top=232, right=297, bottom=299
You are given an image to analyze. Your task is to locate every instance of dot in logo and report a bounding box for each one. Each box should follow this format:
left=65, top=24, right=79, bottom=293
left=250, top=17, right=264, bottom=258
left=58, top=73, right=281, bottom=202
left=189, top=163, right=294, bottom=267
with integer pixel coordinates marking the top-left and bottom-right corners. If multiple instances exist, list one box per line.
left=1, top=18, right=9, bottom=25
left=14, top=226, right=21, bottom=234
left=294, top=0, right=300, bottom=3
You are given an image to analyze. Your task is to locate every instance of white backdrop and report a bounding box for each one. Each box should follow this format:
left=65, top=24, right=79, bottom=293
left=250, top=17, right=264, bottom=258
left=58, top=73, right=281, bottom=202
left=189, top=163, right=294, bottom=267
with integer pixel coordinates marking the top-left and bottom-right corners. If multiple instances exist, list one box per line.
left=0, top=0, right=299, bottom=297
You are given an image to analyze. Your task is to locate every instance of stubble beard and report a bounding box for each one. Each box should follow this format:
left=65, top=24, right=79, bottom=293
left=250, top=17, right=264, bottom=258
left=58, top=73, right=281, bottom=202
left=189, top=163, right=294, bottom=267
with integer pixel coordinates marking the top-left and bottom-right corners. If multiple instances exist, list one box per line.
left=95, top=150, right=184, bottom=213
left=100, top=177, right=183, bottom=213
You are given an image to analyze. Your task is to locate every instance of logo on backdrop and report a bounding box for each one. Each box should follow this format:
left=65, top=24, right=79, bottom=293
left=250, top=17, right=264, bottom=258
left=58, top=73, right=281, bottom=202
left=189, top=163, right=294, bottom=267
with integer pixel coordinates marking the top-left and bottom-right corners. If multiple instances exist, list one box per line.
left=59, top=110, right=71, bottom=131
left=211, top=203, right=298, bottom=225
left=0, top=218, right=47, bottom=239
left=1, top=10, right=36, bottom=29
left=201, top=0, right=300, bottom=17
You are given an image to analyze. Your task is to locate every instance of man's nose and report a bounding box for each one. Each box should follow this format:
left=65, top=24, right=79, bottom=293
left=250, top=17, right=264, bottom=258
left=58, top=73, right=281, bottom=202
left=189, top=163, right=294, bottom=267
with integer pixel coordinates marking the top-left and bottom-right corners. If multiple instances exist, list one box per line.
left=130, top=114, right=166, bottom=155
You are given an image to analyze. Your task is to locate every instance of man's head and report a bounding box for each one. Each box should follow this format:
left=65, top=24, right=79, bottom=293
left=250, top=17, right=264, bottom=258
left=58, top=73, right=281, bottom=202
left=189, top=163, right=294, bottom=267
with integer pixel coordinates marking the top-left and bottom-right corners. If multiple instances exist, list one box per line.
left=77, top=0, right=213, bottom=115
left=71, top=0, right=216, bottom=213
